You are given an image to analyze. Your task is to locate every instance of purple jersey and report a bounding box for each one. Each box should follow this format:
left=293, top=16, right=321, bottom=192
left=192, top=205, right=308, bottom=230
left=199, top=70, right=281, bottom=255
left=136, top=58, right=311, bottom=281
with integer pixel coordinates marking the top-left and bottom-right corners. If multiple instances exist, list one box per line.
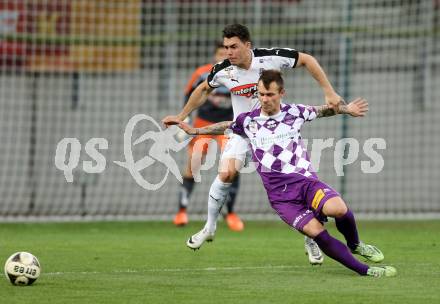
left=230, top=103, right=319, bottom=199
left=230, top=102, right=341, bottom=230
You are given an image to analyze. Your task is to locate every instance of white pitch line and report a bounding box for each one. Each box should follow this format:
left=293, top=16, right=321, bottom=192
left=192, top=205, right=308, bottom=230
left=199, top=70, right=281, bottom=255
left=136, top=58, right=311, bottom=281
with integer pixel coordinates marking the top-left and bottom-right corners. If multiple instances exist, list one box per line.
left=44, top=264, right=337, bottom=276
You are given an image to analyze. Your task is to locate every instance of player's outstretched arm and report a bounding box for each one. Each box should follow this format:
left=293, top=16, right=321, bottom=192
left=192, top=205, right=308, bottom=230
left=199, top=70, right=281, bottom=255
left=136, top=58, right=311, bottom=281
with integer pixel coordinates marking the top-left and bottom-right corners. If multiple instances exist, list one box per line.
left=315, top=97, right=368, bottom=118
left=162, top=80, right=214, bottom=127
left=297, top=52, right=343, bottom=109
left=178, top=120, right=232, bottom=135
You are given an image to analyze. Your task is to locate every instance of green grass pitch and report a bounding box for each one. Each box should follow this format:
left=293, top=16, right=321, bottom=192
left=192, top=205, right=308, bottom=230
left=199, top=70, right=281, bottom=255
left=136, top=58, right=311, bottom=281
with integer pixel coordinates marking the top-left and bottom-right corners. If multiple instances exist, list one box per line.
left=1, top=220, right=439, bottom=303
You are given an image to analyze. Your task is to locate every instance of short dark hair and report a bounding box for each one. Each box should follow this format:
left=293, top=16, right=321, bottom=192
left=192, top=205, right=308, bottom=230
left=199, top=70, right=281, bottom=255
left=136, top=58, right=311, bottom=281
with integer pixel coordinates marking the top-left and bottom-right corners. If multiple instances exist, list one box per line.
left=258, top=70, right=284, bottom=92
left=222, top=24, right=251, bottom=43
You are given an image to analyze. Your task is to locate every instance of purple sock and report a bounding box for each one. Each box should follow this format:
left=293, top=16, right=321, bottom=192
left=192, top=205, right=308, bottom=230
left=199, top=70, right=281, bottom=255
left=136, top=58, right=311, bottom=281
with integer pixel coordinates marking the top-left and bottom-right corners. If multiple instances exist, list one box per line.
left=314, top=230, right=368, bottom=275
left=335, top=209, right=359, bottom=251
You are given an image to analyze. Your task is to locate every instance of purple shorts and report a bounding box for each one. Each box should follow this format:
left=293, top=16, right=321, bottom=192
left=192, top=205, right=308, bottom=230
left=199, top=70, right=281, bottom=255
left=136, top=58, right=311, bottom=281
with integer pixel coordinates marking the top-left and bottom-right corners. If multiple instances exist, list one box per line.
left=268, top=178, right=340, bottom=232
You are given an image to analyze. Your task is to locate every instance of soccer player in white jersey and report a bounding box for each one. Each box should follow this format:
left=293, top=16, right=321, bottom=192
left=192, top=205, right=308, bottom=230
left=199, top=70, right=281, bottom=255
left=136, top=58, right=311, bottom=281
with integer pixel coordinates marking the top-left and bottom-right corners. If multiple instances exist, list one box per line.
left=163, top=23, right=342, bottom=264
left=177, top=70, right=396, bottom=277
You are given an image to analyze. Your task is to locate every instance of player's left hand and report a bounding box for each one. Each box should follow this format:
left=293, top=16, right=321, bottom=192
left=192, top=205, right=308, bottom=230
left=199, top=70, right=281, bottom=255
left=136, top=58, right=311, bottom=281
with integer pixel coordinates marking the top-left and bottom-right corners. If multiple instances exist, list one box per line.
left=346, top=97, right=368, bottom=117
left=178, top=121, right=197, bottom=135
left=325, top=92, right=344, bottom=109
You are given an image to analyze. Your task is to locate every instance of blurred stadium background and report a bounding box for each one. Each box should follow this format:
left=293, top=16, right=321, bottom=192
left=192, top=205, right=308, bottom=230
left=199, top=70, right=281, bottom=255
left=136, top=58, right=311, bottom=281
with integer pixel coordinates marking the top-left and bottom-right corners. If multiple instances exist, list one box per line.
left=0, top=0, right=439, bottom=220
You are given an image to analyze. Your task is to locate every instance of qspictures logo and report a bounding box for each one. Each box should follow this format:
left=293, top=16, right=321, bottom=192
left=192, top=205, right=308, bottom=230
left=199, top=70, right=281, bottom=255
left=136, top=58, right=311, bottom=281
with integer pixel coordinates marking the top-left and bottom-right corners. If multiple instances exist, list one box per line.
left=54, top=114, right=387, bottom=191
left=54, top=114, right=191, bottom=191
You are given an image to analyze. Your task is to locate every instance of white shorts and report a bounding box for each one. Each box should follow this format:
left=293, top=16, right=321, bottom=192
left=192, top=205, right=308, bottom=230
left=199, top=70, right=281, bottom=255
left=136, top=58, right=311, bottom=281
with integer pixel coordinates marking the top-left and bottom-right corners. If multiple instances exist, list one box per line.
left=220, top=134, right=251, bottom=165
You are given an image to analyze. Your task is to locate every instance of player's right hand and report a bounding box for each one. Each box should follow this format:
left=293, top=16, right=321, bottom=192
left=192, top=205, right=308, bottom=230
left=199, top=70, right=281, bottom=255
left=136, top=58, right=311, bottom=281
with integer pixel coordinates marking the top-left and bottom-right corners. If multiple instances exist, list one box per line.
left=162, top=115, right=183, bottom=128
left=178, top=121, right=197, bottom=135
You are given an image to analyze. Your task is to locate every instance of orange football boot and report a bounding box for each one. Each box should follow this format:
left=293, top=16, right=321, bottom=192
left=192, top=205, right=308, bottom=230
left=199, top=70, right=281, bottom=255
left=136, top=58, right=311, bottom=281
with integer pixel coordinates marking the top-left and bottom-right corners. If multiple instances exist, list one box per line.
left=225, top=212, right=244, bottom=232
left=173, top=208, right=188, bottom=226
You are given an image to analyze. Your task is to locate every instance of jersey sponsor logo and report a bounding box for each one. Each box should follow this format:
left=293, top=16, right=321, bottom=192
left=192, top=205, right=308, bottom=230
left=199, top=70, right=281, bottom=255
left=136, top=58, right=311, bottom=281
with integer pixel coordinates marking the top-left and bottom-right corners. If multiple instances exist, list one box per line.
left=230, top=83, right=258, bottom=98
left=250, top=130, right=296, bottom=149
left=231, top=78, right=239, bottom=83
left=266, top=119, right=277, bottom=129
left=311, top=189, right=325, bottom=210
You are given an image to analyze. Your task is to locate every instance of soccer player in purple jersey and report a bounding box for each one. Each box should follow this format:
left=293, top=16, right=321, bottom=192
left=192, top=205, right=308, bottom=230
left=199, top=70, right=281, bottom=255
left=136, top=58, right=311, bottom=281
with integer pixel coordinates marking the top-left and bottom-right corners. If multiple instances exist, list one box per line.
left=177, top=70, right=396, bottom=277
left=163, top=24, right=342, bottom=264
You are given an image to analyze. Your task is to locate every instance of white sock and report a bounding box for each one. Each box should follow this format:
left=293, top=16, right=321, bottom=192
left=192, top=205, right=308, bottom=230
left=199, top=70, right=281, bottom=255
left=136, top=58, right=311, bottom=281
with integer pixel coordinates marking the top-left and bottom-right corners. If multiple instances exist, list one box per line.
left=204, top=176, right=232, bottom=233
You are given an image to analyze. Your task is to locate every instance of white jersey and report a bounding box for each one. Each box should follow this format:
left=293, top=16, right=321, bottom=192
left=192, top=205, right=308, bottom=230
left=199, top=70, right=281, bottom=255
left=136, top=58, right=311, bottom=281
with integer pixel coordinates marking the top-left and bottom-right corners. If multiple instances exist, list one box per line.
left=207, top=48, right=299, bottom=120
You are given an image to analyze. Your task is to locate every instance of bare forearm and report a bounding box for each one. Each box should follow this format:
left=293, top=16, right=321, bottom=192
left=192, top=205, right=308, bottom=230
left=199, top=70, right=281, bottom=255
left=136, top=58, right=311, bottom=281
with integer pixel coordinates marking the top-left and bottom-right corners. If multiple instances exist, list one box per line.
left=315, top=105, right=337, bottom=118
left=195, top=121, right=233, bottom=135
left=315, top=104, right=349, bottom=118
left=300, top=53, right=335, bottom=95
left=179, top=83, right=212, bottom=120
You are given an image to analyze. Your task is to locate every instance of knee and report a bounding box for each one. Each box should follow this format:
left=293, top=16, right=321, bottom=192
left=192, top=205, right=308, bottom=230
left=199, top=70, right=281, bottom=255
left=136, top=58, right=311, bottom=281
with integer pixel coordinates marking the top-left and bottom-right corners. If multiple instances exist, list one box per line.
left=333, top=204, right=348, bottom=218
left=302, top=219, right=325, bottom=238
left=218, top=169, right=237, bottom=183
left=322, top=197, right=348, bottom=218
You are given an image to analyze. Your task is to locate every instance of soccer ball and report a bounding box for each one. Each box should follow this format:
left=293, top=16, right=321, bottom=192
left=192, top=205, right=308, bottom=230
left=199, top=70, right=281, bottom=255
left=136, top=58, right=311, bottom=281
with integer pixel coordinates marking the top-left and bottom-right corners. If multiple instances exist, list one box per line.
left=4, top=252, right=41, bottom=286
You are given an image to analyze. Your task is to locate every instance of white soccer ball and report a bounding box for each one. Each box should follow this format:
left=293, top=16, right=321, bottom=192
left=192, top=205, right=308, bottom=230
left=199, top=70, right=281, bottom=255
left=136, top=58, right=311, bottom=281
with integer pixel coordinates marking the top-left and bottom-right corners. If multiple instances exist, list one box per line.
left=4, top=252, right=41, bottom=286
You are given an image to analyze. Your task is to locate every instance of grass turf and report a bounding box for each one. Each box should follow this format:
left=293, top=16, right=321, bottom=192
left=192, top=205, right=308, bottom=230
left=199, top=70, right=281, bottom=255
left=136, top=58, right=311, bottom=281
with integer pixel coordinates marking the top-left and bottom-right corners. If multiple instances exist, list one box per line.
left=1, top=220, right=439, bottom=304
